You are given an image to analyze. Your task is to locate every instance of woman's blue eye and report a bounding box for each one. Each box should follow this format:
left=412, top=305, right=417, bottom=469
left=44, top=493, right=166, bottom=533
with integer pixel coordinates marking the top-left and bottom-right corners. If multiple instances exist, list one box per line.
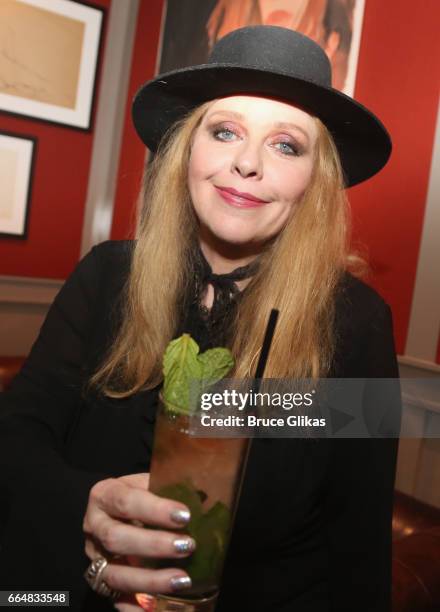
left=274, top=141, right=299, bottom=156
left=213, top=128, right=236, bottom=141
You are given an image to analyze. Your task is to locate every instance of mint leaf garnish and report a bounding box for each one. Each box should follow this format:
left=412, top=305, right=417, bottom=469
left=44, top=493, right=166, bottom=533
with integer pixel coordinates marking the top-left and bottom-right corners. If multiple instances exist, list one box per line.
left=162, top=333, right=234, bottom=415
left=163, top=334, right=202, bottom=414
left=198, top=348, right=234, bottom=394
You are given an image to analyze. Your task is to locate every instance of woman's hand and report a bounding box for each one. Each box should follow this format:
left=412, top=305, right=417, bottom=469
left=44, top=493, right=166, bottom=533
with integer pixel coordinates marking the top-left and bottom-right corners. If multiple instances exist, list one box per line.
left=83, top=473, right=195, bottom=608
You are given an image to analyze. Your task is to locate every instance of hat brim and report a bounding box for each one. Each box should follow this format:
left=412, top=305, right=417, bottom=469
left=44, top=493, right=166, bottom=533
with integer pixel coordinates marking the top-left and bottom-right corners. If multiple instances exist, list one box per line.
left=132, top=64, right=392, bottom=188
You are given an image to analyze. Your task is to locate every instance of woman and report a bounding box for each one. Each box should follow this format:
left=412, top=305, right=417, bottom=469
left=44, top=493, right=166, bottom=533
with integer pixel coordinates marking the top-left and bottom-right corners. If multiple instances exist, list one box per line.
left=0, top=26, right=400, bottom=612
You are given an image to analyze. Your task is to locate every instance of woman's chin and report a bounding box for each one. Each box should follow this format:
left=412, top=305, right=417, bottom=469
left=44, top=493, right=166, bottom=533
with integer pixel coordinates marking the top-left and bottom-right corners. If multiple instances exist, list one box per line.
left=205, top=222, right=258, bottom=245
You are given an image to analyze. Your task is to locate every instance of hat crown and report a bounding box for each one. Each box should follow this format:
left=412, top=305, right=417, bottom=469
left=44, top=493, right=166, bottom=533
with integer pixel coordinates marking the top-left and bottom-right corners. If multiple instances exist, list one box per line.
left=208, top=25, right=332, bottom=88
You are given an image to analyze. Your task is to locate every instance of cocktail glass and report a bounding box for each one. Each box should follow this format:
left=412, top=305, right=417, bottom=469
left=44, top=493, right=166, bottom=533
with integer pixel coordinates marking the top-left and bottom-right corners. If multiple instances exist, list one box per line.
left=144, top=394, right=249, bottom=611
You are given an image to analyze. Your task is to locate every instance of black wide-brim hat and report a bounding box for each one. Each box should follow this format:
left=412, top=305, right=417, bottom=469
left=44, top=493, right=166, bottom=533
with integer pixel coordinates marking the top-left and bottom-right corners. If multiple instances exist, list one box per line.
left=132, top=25, right=392, bottom=187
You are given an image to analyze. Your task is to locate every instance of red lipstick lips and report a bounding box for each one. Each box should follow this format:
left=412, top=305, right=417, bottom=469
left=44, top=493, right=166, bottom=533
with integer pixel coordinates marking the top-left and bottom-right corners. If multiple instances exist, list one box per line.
left=215, top=186, right=270, bottom=208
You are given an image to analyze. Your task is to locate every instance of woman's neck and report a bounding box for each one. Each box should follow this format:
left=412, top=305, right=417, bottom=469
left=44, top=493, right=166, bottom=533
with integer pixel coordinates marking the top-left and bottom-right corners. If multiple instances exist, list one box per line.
left=198, top=237, right=260, bottom=275
left=197, top=237, right=260, bottom=308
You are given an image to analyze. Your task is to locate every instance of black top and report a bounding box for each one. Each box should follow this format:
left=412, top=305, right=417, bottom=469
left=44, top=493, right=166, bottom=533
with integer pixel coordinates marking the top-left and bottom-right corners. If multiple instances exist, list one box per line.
left=0, top=241, right=401, bottom=612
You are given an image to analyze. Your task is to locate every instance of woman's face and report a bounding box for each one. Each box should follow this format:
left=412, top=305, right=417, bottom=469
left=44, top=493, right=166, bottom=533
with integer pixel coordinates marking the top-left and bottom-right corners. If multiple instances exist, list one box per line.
left=188, top=95, right=318, bottom=253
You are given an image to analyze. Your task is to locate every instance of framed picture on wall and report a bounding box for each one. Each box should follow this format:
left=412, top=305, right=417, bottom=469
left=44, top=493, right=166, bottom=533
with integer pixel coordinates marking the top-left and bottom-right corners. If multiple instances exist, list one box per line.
left=0, top=0, right=104, bottom=130
left=159, top=0, right=365, bottom=96
left=0, top=132, right=37, bottom=239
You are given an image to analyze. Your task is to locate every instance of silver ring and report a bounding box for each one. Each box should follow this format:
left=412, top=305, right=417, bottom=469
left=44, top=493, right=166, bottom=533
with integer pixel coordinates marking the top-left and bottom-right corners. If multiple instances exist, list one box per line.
left=84, top=555, right=121, bottom=600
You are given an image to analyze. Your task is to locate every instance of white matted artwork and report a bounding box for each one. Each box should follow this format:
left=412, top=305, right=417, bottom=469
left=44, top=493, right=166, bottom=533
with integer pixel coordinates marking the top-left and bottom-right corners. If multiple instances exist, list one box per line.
left=0, top=132, right=37, bottom=238
left=0, top=0, right=104, bottom=129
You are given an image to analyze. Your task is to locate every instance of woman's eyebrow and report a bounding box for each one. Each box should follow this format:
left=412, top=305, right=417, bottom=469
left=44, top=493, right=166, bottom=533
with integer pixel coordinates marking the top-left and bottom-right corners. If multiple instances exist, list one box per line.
left=273, top=121, right=310, bottom=143
left=206, top=111, right=310, bottom=142
left=207, top=110, right=244, bottom=121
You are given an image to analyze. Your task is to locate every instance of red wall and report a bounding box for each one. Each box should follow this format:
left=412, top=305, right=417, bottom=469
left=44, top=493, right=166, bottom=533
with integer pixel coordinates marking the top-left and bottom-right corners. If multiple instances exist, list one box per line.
left=110, top=0, right=440, bottom=358
left=0, top=0, right=111, bottom=279
left=110, top=0, right=165, bottom=240
left=348, top=0, right=440, bottom=356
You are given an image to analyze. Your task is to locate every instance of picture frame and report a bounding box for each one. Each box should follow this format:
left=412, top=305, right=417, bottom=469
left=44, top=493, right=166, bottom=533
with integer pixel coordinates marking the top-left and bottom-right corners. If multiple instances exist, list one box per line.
left=0, top=0, right=105, bottom=130
left=158, top=0, right=366, bottom=96
left=0, top=131, right=37, bottom=239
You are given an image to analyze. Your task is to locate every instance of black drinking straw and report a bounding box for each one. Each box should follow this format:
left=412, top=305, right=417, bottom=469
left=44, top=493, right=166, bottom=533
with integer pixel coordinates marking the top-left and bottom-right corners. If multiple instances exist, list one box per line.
left=243, top=308, right=279, bottom=409
left=254, top=308, right=279, bottom=385
left=231, top=308, right=280, bottom=524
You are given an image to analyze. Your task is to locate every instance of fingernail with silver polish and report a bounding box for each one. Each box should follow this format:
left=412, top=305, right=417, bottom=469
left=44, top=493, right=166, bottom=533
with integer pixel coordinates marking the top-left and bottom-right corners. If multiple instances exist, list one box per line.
left=170, top=508, right=190, bottom=525
left=170, top=575, right=192, bottom=591
left=173, top=538, right=196, bottom=554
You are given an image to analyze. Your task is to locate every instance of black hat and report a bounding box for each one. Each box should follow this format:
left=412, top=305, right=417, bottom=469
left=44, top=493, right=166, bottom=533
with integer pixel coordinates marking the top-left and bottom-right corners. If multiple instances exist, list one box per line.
left=132, top=25, right=392, bottom=187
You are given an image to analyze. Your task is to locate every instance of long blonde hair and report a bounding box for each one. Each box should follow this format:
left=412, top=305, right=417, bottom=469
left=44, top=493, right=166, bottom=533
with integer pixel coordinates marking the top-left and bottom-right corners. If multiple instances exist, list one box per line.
left=90, top=99, right=364, bottom=397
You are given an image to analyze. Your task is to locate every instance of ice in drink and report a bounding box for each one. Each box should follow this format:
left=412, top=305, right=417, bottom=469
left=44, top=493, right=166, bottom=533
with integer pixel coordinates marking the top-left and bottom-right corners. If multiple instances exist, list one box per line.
left=148, top=400, right=248, bottom=598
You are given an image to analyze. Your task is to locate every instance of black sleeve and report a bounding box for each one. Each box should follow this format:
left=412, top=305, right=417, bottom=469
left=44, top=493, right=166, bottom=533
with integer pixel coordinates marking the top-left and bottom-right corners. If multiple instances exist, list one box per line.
left=324, top=303, right=401, bottom=611
left=0, top=246, right=111, bottom=601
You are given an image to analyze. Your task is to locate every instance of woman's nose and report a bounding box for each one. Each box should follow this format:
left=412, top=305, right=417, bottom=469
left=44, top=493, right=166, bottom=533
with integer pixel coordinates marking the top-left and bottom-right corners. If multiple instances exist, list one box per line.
left=231, top=141, right=263, bottom=179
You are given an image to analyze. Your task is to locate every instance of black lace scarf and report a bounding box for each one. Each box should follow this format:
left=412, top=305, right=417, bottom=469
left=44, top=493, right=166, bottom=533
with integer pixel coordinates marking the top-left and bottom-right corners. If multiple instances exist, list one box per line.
left=179, top=246, right=260, bottom=349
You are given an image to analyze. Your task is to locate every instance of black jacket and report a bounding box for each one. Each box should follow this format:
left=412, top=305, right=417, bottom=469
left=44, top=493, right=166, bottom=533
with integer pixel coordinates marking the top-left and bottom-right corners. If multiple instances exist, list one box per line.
left=0, top=240, right=401, bottom=611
